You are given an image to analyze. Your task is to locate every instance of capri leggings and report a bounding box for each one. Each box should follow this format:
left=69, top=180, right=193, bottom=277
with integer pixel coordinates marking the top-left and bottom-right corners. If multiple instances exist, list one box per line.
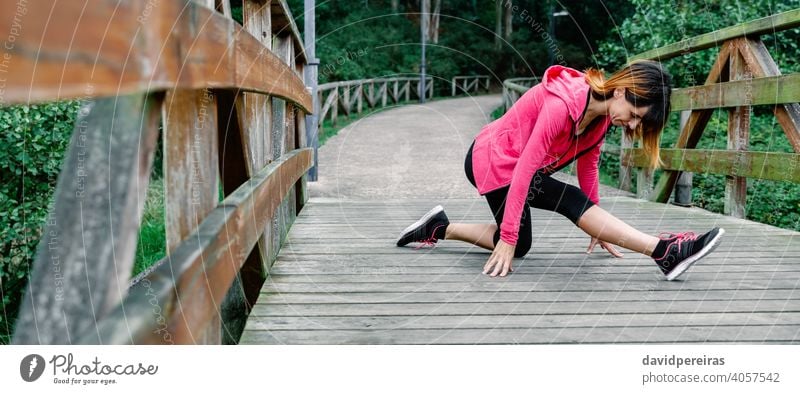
left=464, top=140, right=595, bottom=258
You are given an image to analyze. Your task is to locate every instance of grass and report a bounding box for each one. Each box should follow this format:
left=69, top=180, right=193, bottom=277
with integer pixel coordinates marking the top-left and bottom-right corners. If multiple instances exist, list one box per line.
left=490, top=104, right=505, bottom=120
left=132, top=177, right=166, bottom=277
left=319, top=106, right=390, bottom=145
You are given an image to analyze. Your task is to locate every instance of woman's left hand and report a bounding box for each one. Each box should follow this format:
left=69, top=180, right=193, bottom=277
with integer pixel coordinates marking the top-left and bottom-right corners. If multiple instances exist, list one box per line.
left=586, top=237, right=624, bottom=258
left=483, top=239, right=516, bottom=277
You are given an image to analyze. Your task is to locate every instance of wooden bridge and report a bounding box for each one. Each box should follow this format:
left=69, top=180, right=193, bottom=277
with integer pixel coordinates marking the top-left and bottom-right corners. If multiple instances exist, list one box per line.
left=239, top=95, right=800, bottom=344
left=4, top=2, right=800, bottom=344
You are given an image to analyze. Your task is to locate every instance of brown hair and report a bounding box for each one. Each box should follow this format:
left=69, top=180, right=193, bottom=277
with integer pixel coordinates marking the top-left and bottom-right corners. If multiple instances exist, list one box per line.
left=584, top=60, right=672, bottom=169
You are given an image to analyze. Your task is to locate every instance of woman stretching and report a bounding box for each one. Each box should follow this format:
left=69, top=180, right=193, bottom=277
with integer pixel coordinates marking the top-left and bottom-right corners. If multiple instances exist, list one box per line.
left=396, top=60, right=724, bottom=280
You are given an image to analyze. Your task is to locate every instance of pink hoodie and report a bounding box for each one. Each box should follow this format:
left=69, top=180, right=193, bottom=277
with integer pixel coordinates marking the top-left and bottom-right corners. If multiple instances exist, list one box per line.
left=471, top=66, right=611, bottom=246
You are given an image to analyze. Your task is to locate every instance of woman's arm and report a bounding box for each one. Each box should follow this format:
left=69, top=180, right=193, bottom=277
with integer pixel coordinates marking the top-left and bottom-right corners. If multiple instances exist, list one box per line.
left=576, top=141, right=601, bottom=205
left=498, top=99, right=570, bottom=246
left=482, top=100, right=569, bottom=277
left=576, top=142, right=624, bottom=258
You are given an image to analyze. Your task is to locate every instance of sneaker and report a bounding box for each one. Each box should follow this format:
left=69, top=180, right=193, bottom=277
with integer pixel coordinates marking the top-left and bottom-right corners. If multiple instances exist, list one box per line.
left=653, top=227, right=725, bottom=281
left=396, top=205, right=450, bottom=248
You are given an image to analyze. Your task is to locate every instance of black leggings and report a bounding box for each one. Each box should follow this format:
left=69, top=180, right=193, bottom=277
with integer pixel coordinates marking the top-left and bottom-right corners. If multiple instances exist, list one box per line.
left=464, top=141, right=595, bottom=257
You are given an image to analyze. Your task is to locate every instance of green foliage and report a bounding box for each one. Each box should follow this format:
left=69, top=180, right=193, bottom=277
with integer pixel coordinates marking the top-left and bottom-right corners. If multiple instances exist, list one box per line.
left=0, top=101, right=81, bottom=343
left=0, top=99, right=168, bottom=343
left=594, top=0, right=800, bottom=84
left=592, top=0, right=800, bottom=232
left=284, top=0, right=630, bottom=93
left=132, top=178, right=166, bottom=277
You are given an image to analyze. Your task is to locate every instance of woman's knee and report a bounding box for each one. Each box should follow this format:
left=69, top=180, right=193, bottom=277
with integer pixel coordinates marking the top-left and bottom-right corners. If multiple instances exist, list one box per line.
left=555, top=184, right=594, bottom=224
left=493, top=231, right=531, bottom=258
left=513, top=237, right=532, bottom=258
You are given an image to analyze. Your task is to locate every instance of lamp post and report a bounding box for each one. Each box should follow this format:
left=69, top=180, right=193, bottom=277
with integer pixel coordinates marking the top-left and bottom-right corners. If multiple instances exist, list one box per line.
left=420, top=0, right=428, bottom=103
left=547, top=8, right=569, bottom=66
left=304, top=0, right=320, bottom=181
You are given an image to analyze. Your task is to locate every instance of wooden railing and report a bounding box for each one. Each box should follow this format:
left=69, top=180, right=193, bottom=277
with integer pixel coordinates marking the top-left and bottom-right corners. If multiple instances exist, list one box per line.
left=500, top=9, right=800, bottom=217
left=317, top=76, right=433, bottom=129
left=625, top=8, right=800, bottom=216
left=4, top=0, right=312, bottom=344
left=502, top=77, right=538, bottom=111
left=451, top=75, right=490, bottom=96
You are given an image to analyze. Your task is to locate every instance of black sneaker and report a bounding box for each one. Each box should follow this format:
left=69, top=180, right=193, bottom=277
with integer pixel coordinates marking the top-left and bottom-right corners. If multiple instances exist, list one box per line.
left=396, top=205, right=450, bottom=247
left=653, top=227, right=725, bottom=280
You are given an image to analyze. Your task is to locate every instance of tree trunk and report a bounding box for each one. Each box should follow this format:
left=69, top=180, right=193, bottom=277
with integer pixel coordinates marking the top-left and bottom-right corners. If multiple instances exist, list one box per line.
left=391, top=0, right=398, bottom=12
left=504, top=0, right=513, bottom=42
left=430, top=0, right=440, bottom=43
left=495, top=0, right=502, bottom=50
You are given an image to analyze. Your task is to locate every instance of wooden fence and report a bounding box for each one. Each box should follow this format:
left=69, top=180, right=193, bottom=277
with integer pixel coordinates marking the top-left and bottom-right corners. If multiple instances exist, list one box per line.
left=4, top=0, right=312, bottom=344
left=502, top=77, right=539, bottom=111
left=502, top=9, right=800, bottom=218
left=317, top=77, right=433, bottom=130
left=451, top=75, right=490, bottom=96
left=625, top=8, right=800, bottom=216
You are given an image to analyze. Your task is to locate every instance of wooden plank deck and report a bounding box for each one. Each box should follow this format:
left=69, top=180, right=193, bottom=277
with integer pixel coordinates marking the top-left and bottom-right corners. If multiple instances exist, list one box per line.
left=240, top=95, right=800, bottom=344
left=240, top=197, right=800, bottom=344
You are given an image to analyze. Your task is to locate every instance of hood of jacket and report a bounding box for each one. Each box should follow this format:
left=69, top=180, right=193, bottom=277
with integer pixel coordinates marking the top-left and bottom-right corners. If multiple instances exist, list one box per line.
left=541, top=65, right=591, bottom=123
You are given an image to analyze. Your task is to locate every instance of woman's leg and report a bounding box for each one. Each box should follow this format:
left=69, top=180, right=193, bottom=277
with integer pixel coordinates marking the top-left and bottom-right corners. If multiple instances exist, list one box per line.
left=444, top=223, right=497, bottom=250
left=459, top=139, right=532, bottom=256
left=528, top=174, right=659, bottom=256
left=576, top=205, right=660, bottom=256
left=482, top=186, right=533, bottom=257
left=443, top=187, right=532, bottom=256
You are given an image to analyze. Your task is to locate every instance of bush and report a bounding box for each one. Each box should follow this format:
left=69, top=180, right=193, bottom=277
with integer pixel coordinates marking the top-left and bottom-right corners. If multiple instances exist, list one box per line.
left=0, top=101, right=81, bottom=343
left=0, top=100, right=166, bottom=344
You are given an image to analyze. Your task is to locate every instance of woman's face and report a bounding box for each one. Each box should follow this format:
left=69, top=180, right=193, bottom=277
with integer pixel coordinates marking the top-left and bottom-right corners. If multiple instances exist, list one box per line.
left=609, top=87, right=650, bottom=132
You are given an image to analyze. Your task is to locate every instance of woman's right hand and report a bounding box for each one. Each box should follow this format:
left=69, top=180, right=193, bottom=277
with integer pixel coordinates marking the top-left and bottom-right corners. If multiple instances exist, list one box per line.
left=483, top=239, right=516, bottom=277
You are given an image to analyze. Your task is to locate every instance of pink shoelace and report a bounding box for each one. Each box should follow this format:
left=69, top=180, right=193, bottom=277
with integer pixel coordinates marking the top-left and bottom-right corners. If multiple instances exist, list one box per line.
left=653, top=231, right=698, bottom=260
left=414, top=224, right=447, bottom=250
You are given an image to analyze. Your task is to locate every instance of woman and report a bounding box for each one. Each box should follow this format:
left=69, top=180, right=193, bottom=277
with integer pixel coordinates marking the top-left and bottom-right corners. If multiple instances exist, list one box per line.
left=396, top=60, right=724, bottom=280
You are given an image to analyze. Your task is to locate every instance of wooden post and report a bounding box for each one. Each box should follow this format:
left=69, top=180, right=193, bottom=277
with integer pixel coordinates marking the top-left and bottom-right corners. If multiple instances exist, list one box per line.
left=672, top=111, right=693, bottom=206
left=342, top=84, right=351, bottom=116
left=356, top=83, right=363, bottom=114
left=736, top=38, right=800, bottom=152
left=725, top=43, right=751, bottom=218
left=271, top=33, right=296, bottom=266
left=163, top=88, right=219, bottom=254
left=218, top=0, right=273, bottom=345
left=619, top=132, right=633, bottom=192
left=331, top=88, right=338, bottom=125
left=367, top=82, right=375, bottom=108
left=636, top=143, right=654, bottom=199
